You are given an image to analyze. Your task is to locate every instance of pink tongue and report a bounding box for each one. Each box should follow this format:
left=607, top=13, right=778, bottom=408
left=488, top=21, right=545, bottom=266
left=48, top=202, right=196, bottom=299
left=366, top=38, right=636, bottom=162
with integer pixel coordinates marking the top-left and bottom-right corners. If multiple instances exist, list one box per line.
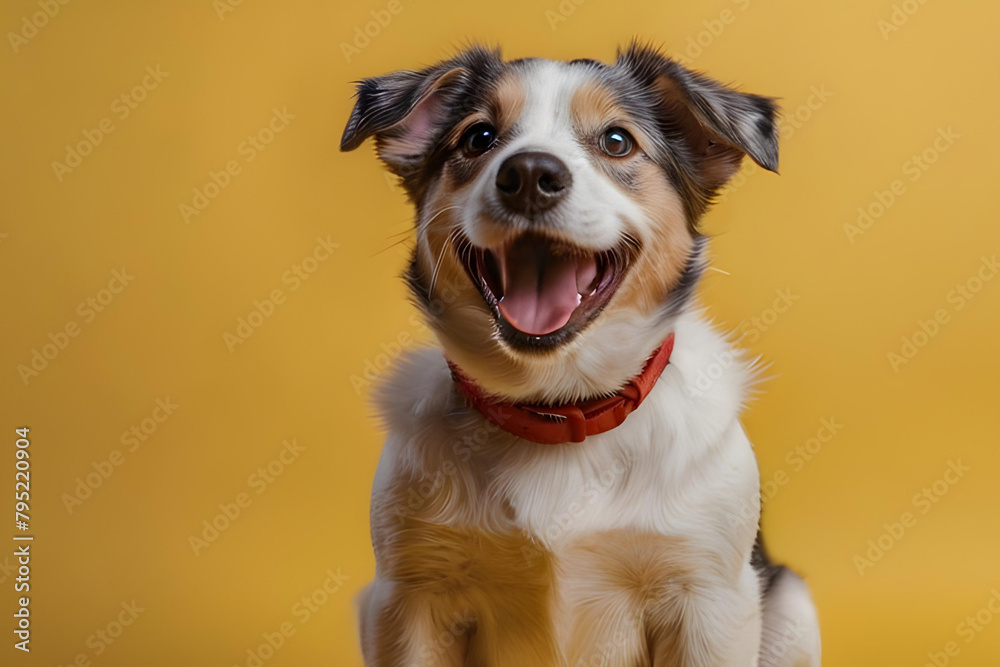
left=498, top=239, right=597, bottom=336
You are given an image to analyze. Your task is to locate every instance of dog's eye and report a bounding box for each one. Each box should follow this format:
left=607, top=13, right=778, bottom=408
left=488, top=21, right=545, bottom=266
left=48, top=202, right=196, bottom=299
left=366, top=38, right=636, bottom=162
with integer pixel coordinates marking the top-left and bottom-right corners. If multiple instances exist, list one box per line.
left=600, top=127, right=634, bottom=157
left=461, top=123, right=498, bottom=157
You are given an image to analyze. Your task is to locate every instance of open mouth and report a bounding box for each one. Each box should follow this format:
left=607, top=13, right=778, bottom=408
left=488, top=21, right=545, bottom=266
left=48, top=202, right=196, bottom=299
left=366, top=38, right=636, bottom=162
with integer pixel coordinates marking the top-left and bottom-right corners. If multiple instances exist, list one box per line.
left=459, top=232, right=636, bottom=349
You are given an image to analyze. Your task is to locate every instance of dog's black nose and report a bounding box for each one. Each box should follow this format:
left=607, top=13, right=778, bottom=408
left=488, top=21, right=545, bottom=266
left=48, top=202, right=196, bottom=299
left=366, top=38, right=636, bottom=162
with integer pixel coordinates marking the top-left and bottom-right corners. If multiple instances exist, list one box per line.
left=495, top=151, right=572, bottom=215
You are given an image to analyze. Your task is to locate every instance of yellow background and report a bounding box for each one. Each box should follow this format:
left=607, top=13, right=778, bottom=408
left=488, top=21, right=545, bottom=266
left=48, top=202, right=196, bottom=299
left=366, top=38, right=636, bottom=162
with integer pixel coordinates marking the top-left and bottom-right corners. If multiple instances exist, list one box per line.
left=1, top=0, right=999, bottom=665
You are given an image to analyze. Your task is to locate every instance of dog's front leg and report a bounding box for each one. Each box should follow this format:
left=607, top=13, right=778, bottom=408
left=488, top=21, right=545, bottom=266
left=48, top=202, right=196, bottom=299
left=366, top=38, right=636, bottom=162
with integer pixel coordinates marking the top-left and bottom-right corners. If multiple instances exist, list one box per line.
left=648, top=562, right=763, bottom=667
left=358, top=578, right=472, bottom=667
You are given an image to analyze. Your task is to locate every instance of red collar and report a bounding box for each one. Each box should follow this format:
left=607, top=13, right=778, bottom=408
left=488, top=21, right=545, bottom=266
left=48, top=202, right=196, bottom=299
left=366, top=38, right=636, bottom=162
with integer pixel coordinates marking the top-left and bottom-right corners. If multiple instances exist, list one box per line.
left=448, top=334, right=675, bottom=445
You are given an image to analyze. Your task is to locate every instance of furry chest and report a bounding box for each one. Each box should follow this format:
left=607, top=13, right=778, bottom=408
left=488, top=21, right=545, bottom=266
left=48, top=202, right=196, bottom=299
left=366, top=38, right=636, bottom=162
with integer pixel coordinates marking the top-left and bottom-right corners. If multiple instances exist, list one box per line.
left=380, top=519, right=699, bottom=666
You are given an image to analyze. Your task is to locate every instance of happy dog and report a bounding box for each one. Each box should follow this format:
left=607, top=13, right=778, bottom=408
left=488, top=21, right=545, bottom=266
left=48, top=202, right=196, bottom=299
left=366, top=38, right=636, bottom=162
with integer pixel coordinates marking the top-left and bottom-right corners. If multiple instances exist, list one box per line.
left=341, top=42, right=821, bottom=666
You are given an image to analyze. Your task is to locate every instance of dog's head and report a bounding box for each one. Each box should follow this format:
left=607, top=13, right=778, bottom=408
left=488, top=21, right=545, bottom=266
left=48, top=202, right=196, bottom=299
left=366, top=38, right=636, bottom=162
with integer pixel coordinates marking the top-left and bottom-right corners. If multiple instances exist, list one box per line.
left=342, top=43, right=778, bottom=404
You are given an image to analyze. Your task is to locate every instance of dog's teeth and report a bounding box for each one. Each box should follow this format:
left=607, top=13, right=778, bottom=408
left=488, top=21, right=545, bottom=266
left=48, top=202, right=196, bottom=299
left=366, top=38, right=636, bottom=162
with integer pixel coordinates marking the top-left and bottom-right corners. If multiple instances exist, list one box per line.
left=575, top=255, right=598, bottom=294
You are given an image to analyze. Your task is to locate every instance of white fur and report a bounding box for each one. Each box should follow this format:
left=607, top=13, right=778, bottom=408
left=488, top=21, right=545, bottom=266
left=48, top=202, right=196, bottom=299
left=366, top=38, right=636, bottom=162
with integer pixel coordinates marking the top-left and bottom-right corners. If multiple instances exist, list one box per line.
left=459, top=60, right=642, bottom=252
left=760, top=570, right=822, bottom=667
left=376, top=311, right=755, bottom=542
left=365, top=309, right=821, bottom=665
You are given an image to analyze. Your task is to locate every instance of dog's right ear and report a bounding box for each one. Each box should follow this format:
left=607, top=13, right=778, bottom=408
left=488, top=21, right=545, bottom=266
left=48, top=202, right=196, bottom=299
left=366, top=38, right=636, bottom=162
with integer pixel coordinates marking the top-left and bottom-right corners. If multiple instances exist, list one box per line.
left=340, top=66, right=469, bottom=173
left=616, top=42, right=779, bottom=197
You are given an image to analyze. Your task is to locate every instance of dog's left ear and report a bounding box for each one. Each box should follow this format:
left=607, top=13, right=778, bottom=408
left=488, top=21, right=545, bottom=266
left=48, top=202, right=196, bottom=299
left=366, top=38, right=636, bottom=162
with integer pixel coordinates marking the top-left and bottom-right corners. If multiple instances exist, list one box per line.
left=340, top=65, right=470, bottom=174
left=617, top=43, right=779, bottom=193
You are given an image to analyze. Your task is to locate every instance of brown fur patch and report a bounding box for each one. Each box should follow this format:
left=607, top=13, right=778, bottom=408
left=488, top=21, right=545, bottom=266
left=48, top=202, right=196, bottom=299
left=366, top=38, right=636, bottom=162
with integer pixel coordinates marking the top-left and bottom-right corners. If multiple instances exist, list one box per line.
left=615, top=160, right=695, bottom=315
left=364, top=456, right=559, bottom=665
left=651, top=74, right=746, bottom=193
left=570, top=78, right=673, bottom=199
left=570, top=78, right=625, bottom=133
left=491, top=71, right=526, bottom=133
left=570, top=77, right=696, bottom=328
left=560, top=530, right=694, bottom=667
left=364, top=463, right=728, bottom=666
left=373, top=518, right=560, bottom=666
left=570, top=78, right=655, bottom=158
left=439, top=71, right=525, bottom=190
left=413, top=198, right=496, bottom=338
left=441, top=72, right=525, bottom=154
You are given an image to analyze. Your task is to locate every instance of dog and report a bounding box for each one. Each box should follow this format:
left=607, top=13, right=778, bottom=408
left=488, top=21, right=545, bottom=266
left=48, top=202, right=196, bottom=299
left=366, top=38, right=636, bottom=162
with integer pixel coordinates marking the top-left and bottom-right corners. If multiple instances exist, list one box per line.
left=341, top=42, right=821, bottom=666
